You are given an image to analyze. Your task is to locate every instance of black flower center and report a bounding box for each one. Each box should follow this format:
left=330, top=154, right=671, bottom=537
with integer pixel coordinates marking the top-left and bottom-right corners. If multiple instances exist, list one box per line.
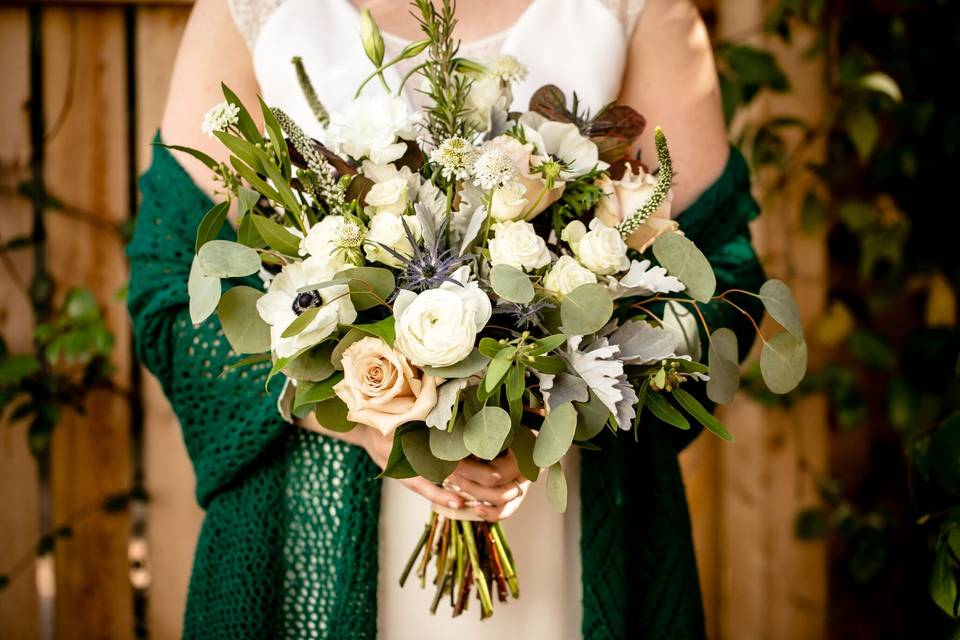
left=292, top=290, right=321, bottom=315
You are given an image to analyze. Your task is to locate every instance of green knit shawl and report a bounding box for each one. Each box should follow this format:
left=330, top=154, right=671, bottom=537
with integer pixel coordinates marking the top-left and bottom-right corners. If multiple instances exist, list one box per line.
left=127, top=136, right=765, bottom=639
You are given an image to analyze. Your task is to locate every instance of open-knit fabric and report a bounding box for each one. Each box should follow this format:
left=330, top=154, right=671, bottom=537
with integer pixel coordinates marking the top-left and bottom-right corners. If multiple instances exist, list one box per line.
left=127, top=137, right=764, bottom=639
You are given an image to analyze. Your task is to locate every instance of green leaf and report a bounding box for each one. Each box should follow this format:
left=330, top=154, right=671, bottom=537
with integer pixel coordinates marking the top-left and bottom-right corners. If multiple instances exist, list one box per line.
left=158, top=143, right=218, bottom=170
left=844, top=106, right=879, bottom=161
left=402, top=428, right=458, bottom=483
left=258, top=95, right=290, bottom=176
left=253, top=146, right=302, bottom=215
left=250, top=215, right=302, bottom=256
left=645, top=391, right=690, bottom=430
left=528, top=334, right=566, bottom=356
left=195, top=202, right=231, bottom=252
left=282, top=345, right=335, bottom=382
left=529, top=355, right=566, bottom=375
left=340, top=266, right=396, bottom=311
left=505, top=362, right=525, bottom=403
left=331, top=328, right=370, bottom=370
left=510, top=425, right=540, bottom=482
left=760, top=332, right=808, bottom=394
left=231, top=156, right=283, bottom=203
left=380, top=426, right=418, bottom=479
left=484, top=348, right=515, bottom=393
left=673, top=387, right=734, bottom=442
left=0, top=355, right=40, bottom=383
left=546, top=462, right=567, bottom=513
left=478, top=337, right=505, bottom=359
left=652, top=232, right=716, bottom=303
left=794, top=508, right=827, bottom=540
left=929, top=414, right=960, bottom=495
left=422, top=349, right=490, bottom=378
left=490, top=264, right=535, bottom=303
left=429, top=423, right=470, bottom=461
left=281, top=306, right=321, bottom=338
left=197, top=240, right=261, bottom=278
left=188, top=255, right=221, bottom=325
left=215, top=130, right=265, bottom=173
left=216, top=285, right=271, bottom=353
left=533, top=402, right=578, bottom=467
left=313, top=396, right=355, bottom=433
left=931, top=541, right=960, bottom=618
left=237, top=210, right=263, bottom=247
left=349, top=316, right=396, bottom=347
left=573, top=391, right=611, bottom=441
left=706, top=327, right=740, bottom=404
left=294, top=371, right=343, bottom=409
left=758, top=279, right=803, bottom=338
left=463, top=406, right=512, bottom=460
left=237, top=187, right=260, bottom=216
left=560, top=284, right=613, bottom=335
left=221, top=83, right=262, bottom=143
left=858, top=71, right=902, bottom=103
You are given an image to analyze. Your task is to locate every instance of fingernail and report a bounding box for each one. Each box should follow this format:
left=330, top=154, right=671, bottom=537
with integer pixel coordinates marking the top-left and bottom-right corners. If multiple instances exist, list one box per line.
left=449, top=483, right=462, bottom=492
left=448, top=500, right=460, bottom=509
left=474, top=507, right=486, bottom=518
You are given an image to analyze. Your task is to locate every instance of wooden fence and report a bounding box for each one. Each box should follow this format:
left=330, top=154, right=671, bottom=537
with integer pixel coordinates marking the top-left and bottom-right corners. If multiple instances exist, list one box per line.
left=0, top=1, right=828, bottom=638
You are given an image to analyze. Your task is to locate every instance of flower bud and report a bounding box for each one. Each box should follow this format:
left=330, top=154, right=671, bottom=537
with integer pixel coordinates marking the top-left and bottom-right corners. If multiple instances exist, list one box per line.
left=359, top=8, right=385, bottom=67
left=399, top=38, right=432, bottom=60
left=453, top=57, right=488, bottom=76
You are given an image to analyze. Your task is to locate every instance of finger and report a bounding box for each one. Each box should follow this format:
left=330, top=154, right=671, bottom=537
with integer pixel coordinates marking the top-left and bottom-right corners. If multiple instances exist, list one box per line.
left=455, top=455, right=520, bottom=488
left=401, top=477, right=464, bottom=511
left=447, top=473, right=522, bottom=507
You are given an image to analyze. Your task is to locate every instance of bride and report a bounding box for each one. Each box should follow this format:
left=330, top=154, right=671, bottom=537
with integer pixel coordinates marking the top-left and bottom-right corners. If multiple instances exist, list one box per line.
left=128, top=0, right=764, bottom=638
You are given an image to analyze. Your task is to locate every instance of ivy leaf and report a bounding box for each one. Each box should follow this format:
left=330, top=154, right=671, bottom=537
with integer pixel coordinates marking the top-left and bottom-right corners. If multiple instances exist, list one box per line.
left=760, top=332, right=808, bottom=394
left=546, top=462, right=567, bottom=513
left=198, top=240, right=261, bottom=278
left=759, top=279, right=804, bottom=338
left=652, top=233, right=716, bottom=303
left=463, top=406, right=512, bottom=460
left=216, top=286, right=271, bottom=353
left=533, top=402, right=578, bottom=468
left=706, top=328, right=740, bottom=404
left=560, top=284, right=613, bottom=335
left=490, top=264, right=534, bottom=303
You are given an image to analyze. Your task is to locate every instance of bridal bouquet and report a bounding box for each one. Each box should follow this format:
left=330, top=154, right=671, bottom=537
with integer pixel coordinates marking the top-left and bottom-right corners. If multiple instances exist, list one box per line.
left=176, top=0, right=807, bottom=620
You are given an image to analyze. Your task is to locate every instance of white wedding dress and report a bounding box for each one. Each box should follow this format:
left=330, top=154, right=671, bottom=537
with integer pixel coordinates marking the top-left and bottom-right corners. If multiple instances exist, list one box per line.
left=226, top=1, right=648, bottom=637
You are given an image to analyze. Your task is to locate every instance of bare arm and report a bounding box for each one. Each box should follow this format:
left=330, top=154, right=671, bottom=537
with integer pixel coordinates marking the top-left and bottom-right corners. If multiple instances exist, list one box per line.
left=618, top=0, right=729, bottom=213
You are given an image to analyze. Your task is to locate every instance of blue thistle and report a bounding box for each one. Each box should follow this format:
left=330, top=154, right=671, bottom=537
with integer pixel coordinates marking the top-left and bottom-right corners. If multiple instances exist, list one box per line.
left=373, top=215, right=473, bottom=293
left=494, top=298, right=556, bottom=330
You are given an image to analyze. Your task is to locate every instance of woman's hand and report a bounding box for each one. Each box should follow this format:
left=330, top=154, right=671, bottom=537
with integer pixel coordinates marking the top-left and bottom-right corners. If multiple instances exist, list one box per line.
left=446, top=451, right=532, bottom=522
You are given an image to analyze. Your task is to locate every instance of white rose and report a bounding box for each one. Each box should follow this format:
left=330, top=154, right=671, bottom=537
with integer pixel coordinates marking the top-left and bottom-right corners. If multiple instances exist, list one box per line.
left=393, top=266, right=492, bottom=367
left=489, top=181, right=528, bottom=222
left=256, top=257, right=357, bottom=358
left=465, top=73, right=512, bottom=133
left=542, top=255, right=598, bottom=296
left=364, top=212, right=421, bottom=268
left=488, top=220, right=551, bottom=272
left=325, top=95, right=420, bottom=164
left=562, top=218, right=630, bottom=276
left=361, top=161, right=421, bottom=218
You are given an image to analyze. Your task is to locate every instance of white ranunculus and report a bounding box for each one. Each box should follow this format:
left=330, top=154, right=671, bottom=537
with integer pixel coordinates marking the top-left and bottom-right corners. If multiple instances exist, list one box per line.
left=488, top=220, right=551, bottom=272
left=325, top=95, right=420, bottom=164
left=542, top=254, right=598, bottom=296
left=562, top=218, right=630, bottom=276
left=393, top=266, right=491, bottom=367
left=256, top=257, right=357, bottom=359
left=519, top=112, right=606, bottom=179
left=364, top=212, right=421, bottom=268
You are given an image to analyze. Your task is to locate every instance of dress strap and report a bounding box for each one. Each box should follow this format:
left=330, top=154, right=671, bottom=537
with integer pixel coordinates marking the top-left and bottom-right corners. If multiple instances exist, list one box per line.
left=597, top=0, right=648, bottom=38
left=226, top=0, right=290, bottom=50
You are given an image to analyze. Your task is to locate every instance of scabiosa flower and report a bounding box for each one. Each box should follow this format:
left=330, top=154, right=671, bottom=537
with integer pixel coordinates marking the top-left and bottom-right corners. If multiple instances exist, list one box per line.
left=429, top=136, right=476, bottom=182
left=472, top=148, right=517, bottom=191
left=488, top=55, right=528, bottom=83
left=201, top=101, right=240, bottom=137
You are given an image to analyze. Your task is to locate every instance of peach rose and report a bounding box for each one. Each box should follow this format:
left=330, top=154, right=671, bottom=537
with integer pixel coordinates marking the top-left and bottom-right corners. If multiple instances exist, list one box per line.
left=485, top=135, right=564, bottom=222
left=595, top=165, right=678, bottom=253
left=333, top=337, right=439, bottom=436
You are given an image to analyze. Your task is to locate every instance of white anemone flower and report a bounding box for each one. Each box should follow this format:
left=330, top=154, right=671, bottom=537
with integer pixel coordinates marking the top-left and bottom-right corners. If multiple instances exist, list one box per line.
left=519, top=111, right=607, bottom=179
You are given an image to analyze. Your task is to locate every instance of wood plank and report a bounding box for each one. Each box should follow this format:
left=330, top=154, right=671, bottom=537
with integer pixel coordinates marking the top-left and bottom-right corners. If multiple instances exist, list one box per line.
left=134, top=7, right=203, bottom=638
left=0, top=7, right=41, bottom=639
left=41, top=6, right=134, bottom=638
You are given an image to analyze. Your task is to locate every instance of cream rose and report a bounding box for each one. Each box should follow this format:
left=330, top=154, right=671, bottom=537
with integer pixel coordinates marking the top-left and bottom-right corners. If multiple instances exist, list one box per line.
left=482, top=136, right=564, bottom=222
left=488, top=220, right=551, bottom=272
left=332, top=337, right=439, bottom=436
left=542, top=255, right=598, bottom=296
left=363, top=212, right=421, bottom=268
left=594, top=165, right=677, bottom=252
left=561, top=218, right=630, bottom=276
left=393, top=266, right=492, bottom=367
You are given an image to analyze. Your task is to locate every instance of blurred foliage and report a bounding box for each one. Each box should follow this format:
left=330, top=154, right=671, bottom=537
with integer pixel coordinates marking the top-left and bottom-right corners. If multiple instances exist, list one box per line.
left=717, top=0, right=960, bottom=636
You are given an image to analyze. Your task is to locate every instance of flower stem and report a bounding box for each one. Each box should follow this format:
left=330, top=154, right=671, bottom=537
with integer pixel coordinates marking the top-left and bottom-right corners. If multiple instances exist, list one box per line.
left=399, top=519, right=432, bottom=587
left=490, top=522, right=519, bottom=598
left=418, top=511, right=440, bottom=588
left=460, top=521, right=494, bottom=618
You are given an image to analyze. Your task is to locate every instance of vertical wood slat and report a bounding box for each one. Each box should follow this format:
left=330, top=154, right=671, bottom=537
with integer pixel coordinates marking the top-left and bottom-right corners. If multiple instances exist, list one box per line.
left=134, top=6, right=202, bottom=639
left=0, top=7, right=41, bottom=639
left=41, top=7, right=134, bottom=639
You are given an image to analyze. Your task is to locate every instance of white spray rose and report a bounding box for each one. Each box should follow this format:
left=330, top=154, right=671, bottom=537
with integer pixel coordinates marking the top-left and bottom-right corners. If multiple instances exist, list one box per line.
left=393, top=266, right=492, bottom=367
left=479, top=135, right=563, bottom=221
left=562, top=218, right=630, bottom=276
left=364, top=212, right=421, bottom=269
left=361, top=161, right=421, bottom=217
left=325, top=95, right=420, bottom=164
left=488, top=220, right=551, bottom=272
left=542, top=255, right=598, bottom=296
left=255, top=257, right=357, bottom=358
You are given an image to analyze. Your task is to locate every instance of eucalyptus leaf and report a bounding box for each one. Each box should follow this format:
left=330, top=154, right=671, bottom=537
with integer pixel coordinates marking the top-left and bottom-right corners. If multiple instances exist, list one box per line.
left=293, top=371, right=342, bottom=409
left=282, top=345, right=336, bottom=382
left=330, top=328, right=367, bottom=370
left=651, top=232, right=716, bottom=303
left=510, top=425, right=540, bottom=482
left=760, top=332, right=808, bottom=394
left=341, top=266, right=396, bottom=311
left=759, top=279, right=804, bottom=338
left=490, top=264, right=535, bottom=303
left=560, top=284, right=613, bottom=335
left=422, top=348, right=490, bottom=378
left=533, top=402, right=578, bottom=468
left=281, top=306, right=321, bottom=338
left=673, top=387, right=734, bottom=442
left=573, top=391, right=611, bottom=441
left=546, top=462, right=567, bottom=513
left=402, top=429, right=458, bottom=482
left=379, top=424, right=418, bottom=479
left=463, top=406, right=512, bottom=460
left=251, top=215, right=302, bottom=256
left=237, top=187, right=260, bottom=216
left=195, top=202, right=230, bottom=252
left=706, top=328, right=740, bottom=404
left=216, top=286, right=271, bottom=353
left=198, top=240, right=261, bottom=278
left=931, top=541, right=959, bottom=618
left=429, top=421, right=470, bottom=461
left=188, top=255, right=221, bottom=325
